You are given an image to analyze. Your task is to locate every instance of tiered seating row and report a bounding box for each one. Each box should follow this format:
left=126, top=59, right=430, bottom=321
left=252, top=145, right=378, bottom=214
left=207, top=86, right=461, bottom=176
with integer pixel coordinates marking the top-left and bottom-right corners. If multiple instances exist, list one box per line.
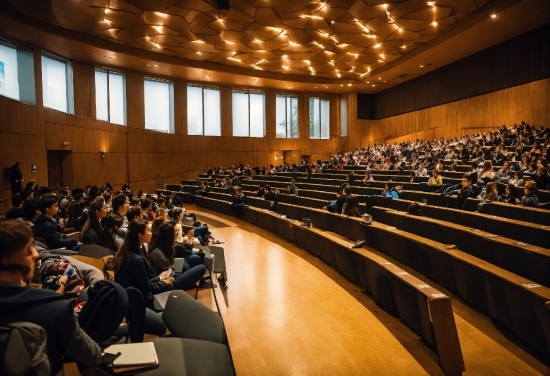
left=191, top=194, right=550, bottom=362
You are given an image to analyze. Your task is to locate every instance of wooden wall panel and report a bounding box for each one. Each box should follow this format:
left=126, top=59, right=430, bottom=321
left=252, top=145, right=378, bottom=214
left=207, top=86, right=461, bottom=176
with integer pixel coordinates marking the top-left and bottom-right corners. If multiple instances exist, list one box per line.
left=174, top=81, right=186, bottom=135
left=73, top=61, right=94, bottom=118
left=374, top=25, right=550, bottom=119
left=126, top=73, right=144, bottom=129
left=0, top=96, right=41, bottom=135
left=351, top=78, right=550, bottom=146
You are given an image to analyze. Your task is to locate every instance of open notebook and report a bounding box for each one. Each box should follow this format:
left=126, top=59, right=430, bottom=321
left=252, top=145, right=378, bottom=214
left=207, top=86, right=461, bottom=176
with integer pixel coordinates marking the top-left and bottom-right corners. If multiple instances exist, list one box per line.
left=104, top=342, right=159, bottom=373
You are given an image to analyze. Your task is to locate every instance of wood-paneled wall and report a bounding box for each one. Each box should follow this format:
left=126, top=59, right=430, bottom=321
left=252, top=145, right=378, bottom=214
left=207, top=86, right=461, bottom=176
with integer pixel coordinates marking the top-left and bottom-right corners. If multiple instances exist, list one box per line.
left=373, top=24, right=550, bottom=119
left=348, top=78, right=550, bottom=149
left=1, top=54, right=345, bottom=212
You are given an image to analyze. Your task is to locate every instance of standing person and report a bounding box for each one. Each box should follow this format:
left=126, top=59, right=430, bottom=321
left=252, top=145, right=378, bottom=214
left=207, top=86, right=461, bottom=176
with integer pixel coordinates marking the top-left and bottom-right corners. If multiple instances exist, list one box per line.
left=9, top=161, right=23, bottom=195
left=0, top=221, right=101, bottom=375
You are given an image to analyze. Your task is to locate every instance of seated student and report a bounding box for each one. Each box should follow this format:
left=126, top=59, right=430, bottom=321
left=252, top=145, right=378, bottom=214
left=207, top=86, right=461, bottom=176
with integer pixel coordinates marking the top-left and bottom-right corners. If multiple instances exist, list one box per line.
left=456, top=175, right=474, bottom=210
left=407, top=202, right=424, bottom=216
left=324, top=186, right=349, bottom=213
left=342, top=195, right=361, bottom=217
left=5, top=193, right=24, bottom=220
left=151, top=208, right=168, bottom=235
left=66, top=191, right=85, bottom=228
left=494, top=161, right=512, bottom=183
left=32, top=194, right=78, bottom=250
left=22, top=197, right=41, bottom=226
left=147, top=223, right=206, bottom=290
left=521, top=181, right=539, bottom=207
left=0, top=221, right=102, bottom=375
left=363, top=170, right=374, bottom=184
left=509, top=170, right=525, bottom=187
left=111, top=193, right=130, bottom=220
left=286, top=179, right=298, bottom=195
left=231, top=187, right=247, bottom=217
left=535, top=167, right=549, bottom=190
left=416, top=163, right=428, bottom=177
left=101, top=214, right=124, bottom=253
left=195, top=181, right=211, bottom=197
left=419, top=169, right=442, bottom=191
left=409, top=170, right=419, bottom=183
left=479, top=182, right=499, bottom=202
left=477, top=161, right=495, bottom=186
left=498, top=183, right=519, bottom=204
left=80, top=198, right=107, bottom=245
left=113, top=219, right=168, bottom=336
left=381, top=182, right=399, bottom=199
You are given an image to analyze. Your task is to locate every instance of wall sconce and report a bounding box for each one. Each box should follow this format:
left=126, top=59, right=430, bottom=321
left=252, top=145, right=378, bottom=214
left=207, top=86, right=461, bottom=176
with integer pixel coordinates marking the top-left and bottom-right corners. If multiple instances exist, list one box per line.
left=99, top=151, right=105, bottom=159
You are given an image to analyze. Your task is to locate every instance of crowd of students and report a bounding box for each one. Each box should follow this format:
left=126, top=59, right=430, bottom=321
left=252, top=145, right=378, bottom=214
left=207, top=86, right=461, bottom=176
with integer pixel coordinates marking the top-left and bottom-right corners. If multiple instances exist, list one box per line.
left=1, top=180, right=227, bottom=374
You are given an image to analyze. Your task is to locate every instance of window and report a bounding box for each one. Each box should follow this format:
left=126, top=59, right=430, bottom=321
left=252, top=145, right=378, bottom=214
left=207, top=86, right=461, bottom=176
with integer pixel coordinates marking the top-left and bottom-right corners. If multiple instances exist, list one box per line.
left=0, top=43, right=18, bottom=100
left=144, top=78, right=174, bottom=133
left=276, top=94, right=298, bottom=138
left=95, top=69, right=126, bottom=125
left=309, top=97, right=329, bottom=139
left=41, top=53, right=73, bottom=113
left=0, top=40, right=36, bottom=105
left=232, top=91, right=265, bottom=137
left=340, top=95, right=348, bottom=137
left=187, top=85, right=221, bottom=136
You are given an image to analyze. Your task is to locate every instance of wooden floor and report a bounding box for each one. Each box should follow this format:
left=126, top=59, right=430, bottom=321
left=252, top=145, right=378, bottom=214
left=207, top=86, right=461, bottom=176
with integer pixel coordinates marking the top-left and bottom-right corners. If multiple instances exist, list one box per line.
left=193, top=207, right=550, bottom=376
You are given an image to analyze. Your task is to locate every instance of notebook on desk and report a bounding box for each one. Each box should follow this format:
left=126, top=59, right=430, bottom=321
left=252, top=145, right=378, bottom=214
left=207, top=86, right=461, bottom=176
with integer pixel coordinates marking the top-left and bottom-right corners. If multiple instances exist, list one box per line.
left=104, top=342, right=159, bottom=372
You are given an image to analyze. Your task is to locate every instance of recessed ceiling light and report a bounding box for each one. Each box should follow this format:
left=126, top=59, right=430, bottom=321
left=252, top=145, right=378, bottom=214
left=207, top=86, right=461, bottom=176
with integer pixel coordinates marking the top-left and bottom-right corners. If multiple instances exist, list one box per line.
left=104, top=8, right=110, bottom=14
left=491, top=14, right=497, bottom=18
left=154, top=65, right=158, bottom=67
left=374, top=44, right=381, bottom=48
left=347, top=84, right=352, bottom=86
left=420, top=65, right=424, bottom=68
left=431, top=21, right=438, bottom=26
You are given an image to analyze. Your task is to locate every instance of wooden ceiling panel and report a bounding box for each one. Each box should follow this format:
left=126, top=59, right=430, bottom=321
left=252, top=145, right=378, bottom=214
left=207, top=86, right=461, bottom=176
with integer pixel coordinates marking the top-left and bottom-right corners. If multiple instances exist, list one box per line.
left=322, top=7, right=356, bottom=23
left=349, top=1, right=391, bottom=20
left=2, top=0, right=515, bottom=84
left=110, top=0, right=143, bottom=14
left=122, top=0, right=174, bottom=12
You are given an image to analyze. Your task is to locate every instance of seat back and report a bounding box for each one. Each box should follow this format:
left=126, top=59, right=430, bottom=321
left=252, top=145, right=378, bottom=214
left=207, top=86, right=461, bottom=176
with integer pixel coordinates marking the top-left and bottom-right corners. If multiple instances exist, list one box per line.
left=162, top=290, right=227, bottom=344
left=79, top=244, right=113, bottom=258
left=0, top=322, right=50, bottom=376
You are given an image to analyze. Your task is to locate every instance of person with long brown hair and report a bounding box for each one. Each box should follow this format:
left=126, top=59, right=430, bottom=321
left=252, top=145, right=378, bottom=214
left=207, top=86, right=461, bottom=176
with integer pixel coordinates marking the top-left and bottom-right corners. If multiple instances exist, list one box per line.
left=148, top=222, right=206, bottom=290
left=100, top=214, right=124, bottom=253
left=80, top=197, right=107, bottom=245
left=112, top=219, right=168, bottom=336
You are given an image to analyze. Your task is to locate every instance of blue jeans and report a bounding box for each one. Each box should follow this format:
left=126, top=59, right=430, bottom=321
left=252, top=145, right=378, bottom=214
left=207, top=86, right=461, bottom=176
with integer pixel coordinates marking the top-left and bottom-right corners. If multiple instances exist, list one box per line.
left=437, top=183, right=460, bottom=194
left=173, top=265, right=206, bottom=290
left=194, top=225, right=212, bottom=243
left=145, top=308, right=166, bottom=337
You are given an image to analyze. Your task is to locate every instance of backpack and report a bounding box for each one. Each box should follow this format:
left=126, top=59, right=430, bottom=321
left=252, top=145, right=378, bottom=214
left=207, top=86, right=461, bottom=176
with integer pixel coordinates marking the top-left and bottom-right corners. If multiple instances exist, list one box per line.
left=0, top=322, right=50, bottom=376
left=38, top=254, right=85, bottom=298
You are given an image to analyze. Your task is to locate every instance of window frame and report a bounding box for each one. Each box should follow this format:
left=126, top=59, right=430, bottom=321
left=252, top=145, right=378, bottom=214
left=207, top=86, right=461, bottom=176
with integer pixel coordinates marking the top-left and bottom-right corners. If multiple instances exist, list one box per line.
left=187, top=84, right=221, bottom=136
left=275, top=93, right=299, bottom=139
left=95, top=67, right=126, bottom=125
left=144, top=77, right=175, bottom=134
left=41, top=52, right=74, bottom=114
left=232, top=90, right=265, bottom=138
left=309, top=96, right=330, bottom=140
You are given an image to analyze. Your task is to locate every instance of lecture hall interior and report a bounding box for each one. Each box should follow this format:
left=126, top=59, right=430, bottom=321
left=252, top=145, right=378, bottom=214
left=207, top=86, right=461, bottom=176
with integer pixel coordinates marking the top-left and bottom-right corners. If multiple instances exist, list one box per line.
left=1, top=0, right=550, bottom=375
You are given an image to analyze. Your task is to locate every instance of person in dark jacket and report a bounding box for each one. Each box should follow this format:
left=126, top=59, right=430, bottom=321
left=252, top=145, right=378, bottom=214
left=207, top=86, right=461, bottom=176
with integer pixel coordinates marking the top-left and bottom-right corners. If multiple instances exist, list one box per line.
left=231, top=187, right=247, bottom=217
left=5, top=193, right=25, bottom=220
left=457, top=175, right=474, bottom=210
left=113, top=219, right=168, bottom=336
left=521, top=181, right=539, bottom=207
left=535, top=167, right=549, bottom=190
left=9, top=161, right=23, bottom=195
left=32, top=194, right=78, bottom=250
left=80, top=197, right=107, bottom=245
left=0, top=221, right=101, bottom=376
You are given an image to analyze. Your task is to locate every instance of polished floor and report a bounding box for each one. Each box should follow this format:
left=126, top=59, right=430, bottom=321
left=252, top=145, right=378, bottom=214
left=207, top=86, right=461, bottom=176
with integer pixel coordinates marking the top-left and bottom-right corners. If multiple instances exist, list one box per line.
left=193, top=207, right=550, bottom=376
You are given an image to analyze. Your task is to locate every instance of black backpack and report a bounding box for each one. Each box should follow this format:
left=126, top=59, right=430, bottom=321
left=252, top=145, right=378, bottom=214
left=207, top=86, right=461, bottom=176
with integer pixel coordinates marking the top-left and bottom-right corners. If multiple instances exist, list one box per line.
left=0, top=322, right=50, bottom=376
